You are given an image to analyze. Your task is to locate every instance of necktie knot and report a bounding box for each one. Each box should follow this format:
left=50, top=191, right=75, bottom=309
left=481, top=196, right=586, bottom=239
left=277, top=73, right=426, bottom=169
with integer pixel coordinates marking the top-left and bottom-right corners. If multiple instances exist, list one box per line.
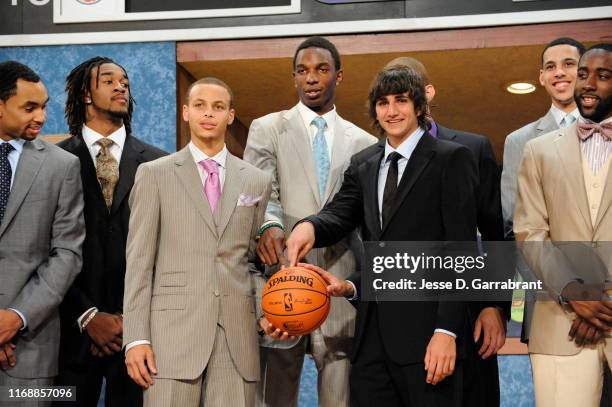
left=312, top=116, right=327, bottom=131
left=199, top=159, right=219, bottom=175
left=0, top=143, right=15, bottom=158
left=577, top=121, right=612, bottom=141
left=387, top=151, right=403, bottom=164
left=96, top=137, right=114, bottom=151
left=560, top=114, right=576, bottom=128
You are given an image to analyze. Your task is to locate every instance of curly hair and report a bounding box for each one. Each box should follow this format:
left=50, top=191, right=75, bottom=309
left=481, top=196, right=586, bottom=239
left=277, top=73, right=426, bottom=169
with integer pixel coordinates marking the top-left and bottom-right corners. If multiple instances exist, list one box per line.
left=65, top=56, right=134, bottom=137
left=368, top=65, right=429, bottom=136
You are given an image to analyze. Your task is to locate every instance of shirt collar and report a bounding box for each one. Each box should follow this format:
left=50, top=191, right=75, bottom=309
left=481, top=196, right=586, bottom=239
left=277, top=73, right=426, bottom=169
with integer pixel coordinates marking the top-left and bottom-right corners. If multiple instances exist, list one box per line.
left=188, top=141, right=227, bottom=169
left=549, top=104, right=580, bottom=127
left=1, top=138, right=26, bottom=154
left=82, top=124, right=127, bottom=151
left=383, top=127, right=426, bottom=164
left=297, top=101, right=337, bottom=134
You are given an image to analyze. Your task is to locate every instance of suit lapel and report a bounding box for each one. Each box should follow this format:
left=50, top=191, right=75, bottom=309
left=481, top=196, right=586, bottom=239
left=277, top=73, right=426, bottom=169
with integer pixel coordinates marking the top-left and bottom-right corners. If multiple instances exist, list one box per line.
left=381, top=133, right=435, bottom=235
left=435, top=124, right=456, bottom=142
left=286, top=107, right=320, bottom=206
left=363, top=140, right=385, bottom=238
left=554, top=125, right=593, bottom=234
left=324, top=117, right=352, bottom=205
left=111, top=136, right=144, bottom=214
left=536, top=110, right=558, bottom=136
left=216, top=153, right=246, bottom=238
left=0, top=140, right=45, bottom=238
left=173, top=147, right=218, bottom=238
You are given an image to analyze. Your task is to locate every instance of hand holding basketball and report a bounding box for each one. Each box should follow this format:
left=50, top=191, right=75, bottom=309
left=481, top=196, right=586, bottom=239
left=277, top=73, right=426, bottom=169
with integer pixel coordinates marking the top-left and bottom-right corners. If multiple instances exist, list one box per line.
left=297, top=263, right=355, bottom=298
left=258, top=316, right=297, bottom=340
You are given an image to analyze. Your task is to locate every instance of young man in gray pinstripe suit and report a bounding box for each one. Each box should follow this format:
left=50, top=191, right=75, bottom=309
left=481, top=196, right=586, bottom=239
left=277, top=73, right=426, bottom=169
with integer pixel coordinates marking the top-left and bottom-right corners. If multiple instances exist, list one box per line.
left=123, top=77, right=272, bottom=407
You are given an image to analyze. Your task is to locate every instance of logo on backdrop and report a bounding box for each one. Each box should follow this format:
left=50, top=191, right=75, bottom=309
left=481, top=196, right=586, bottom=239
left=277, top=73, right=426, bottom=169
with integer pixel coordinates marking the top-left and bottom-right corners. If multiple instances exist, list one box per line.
left=76, top=0, right=101, bottom=4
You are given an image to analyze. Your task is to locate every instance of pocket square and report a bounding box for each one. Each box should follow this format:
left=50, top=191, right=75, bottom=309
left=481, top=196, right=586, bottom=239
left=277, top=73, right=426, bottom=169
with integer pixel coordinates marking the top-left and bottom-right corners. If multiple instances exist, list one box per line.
left=237, top=193, right=261, bottom=207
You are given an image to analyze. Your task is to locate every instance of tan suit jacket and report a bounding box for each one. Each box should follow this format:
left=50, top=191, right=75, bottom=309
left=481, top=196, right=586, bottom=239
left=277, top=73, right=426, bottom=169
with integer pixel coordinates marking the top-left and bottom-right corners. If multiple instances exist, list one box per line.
left=123, top=147, right=272, bottom=381
left=243, top=105, right=377, bottom=347
left=514, top=123, right=612, bottom=356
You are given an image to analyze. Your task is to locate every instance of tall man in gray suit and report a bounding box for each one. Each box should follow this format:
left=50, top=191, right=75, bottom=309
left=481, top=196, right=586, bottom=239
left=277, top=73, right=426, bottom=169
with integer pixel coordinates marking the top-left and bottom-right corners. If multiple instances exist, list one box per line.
left=500, top=37, right=586, bottom=342
left=123, top=77, right=272, bottom=407
left=0, top=61, right=84, bottom=404
left=243, top=36, right=376, bottom=407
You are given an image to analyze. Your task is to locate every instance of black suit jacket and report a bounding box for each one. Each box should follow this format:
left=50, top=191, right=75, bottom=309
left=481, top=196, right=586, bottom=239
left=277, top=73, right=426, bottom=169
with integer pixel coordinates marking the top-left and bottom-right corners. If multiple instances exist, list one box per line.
left=305, top=134, right=478, bottom=365
left=436, top=124, right=510, bottom=320
left=57, top=134, right=166, bottom=364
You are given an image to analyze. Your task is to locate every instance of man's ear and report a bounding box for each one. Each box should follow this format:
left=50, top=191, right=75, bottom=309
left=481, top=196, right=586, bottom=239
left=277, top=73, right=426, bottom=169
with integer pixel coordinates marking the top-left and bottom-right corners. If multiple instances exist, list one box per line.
left=182, top=104, right=189, bottom=122
left=228, top=108, right=235, bottom=126
left=335, top=69, right=344, bottom=86
left=538, top=69, right=546, bottom=87
left=425, top=84, right=435, bottom=103
left=84, top=91, right=92, bottom=104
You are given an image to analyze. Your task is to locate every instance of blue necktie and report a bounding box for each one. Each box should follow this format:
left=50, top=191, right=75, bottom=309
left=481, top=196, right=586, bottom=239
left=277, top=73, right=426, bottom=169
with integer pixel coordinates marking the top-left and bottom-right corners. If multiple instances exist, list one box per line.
left=312, top=116, right=330, bottom=200
left=0, top=143, right=15, bottom=226
left=560, top=114, right=576, bottom=128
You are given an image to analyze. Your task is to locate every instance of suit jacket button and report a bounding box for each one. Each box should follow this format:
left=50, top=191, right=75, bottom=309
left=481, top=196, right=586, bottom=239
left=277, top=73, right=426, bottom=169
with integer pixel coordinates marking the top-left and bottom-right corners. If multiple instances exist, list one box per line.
left=214, top=290, right=220, bottom=297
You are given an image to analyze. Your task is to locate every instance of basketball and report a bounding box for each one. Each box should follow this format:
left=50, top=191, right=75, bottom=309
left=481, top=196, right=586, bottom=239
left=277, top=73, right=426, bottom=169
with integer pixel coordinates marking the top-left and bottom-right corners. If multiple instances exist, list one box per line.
left=261, top=266, right=331, bottom=336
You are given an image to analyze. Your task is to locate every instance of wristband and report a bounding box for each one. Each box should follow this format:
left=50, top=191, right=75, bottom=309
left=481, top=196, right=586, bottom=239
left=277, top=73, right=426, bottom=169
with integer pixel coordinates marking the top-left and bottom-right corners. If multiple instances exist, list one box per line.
left=81, top=309, right=98, bottom=330
left=257, top=222, right=284, bottom=237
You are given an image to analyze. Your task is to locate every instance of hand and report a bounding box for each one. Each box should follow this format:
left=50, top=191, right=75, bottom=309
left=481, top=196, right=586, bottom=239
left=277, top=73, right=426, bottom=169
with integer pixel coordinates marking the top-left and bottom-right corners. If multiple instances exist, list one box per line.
left=569, top=316, right=604, bottom=346
left=0, top=310, right=23, bottom=345
left=84, top=312, right=123, bottom=356
left=257, top=227, right=286, bottom=265
left=568, top=300, right=612, bottom=332
left=424, top=332, right=456, bottom=385
left=0, top=342, right=16, bottom=370
left=89, top=343, right=106, bottom=358
left=297, top=263, right=355, bottom=297
left=258, top=317, right=297, bottom=341
left=473, top=307, right=506, bottom=359
left=125, top=344, right=157, bottom=389
left=286, top=222, right=315, bottom=266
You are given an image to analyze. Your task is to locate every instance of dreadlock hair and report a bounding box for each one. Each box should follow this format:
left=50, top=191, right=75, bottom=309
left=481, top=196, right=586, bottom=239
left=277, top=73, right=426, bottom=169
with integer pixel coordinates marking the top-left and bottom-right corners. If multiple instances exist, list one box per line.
left=65, top=56, right=134, bottom=137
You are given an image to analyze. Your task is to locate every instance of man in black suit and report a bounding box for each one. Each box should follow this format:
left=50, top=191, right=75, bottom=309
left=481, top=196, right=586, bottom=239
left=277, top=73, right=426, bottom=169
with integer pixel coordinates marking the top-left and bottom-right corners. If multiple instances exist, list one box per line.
left=386, top=57, right=508, bottom=407
left=286, top=65, right=478, bottom=406
left=54, top=56, right=166, bottom=407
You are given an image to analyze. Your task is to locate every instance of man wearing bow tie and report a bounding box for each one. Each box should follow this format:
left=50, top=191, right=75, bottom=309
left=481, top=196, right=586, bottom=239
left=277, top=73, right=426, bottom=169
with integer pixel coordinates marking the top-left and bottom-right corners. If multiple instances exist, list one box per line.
left=514, top=44, right=612, bottom=407
left=123, top=77, right=272, bottom=407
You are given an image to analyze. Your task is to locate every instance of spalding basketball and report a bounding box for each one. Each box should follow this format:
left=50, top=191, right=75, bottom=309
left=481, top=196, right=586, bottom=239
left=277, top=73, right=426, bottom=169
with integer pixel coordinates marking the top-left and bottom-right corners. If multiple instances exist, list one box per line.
left=262, top=266, right=330, bottom=336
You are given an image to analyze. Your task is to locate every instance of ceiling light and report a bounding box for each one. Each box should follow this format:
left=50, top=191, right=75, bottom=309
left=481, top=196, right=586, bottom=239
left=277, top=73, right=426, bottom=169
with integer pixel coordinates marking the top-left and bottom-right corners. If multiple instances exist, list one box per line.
left=507, top=82, right=536, bottom=95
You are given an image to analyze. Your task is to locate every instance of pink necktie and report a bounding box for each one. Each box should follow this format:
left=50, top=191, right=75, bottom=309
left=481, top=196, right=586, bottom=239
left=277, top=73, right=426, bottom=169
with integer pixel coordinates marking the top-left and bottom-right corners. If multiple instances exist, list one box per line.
left=199, top=159, right=221, bottom=212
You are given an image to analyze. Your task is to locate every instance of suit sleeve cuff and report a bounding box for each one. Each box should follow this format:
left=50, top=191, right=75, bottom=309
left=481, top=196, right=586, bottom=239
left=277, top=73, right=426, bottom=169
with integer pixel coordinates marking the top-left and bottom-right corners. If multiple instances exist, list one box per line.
left=125, top=340, right=151, bottom=353
left=346, top=280, right=358, bottom=300
left=434, top=328, right=456, bottom=338
left=8, top=309, right=27, bottom=331
left=77, top=307, right=98, bottom=333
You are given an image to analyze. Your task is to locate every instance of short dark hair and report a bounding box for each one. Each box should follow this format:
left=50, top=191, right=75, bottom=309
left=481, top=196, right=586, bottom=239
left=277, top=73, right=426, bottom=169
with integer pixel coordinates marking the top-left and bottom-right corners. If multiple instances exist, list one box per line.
left=541, top=37, right=586, bottom=66
left=368, top=66, right=429, bottom=136
left=0, top=61, right=41, bottom=102
left=586, top=43, right=612, bottom=53
left=65, top=56, right=134, bottom=138
left=293, top=36, right=341, bottom=71
left=185, top=77, right=234, bottom=108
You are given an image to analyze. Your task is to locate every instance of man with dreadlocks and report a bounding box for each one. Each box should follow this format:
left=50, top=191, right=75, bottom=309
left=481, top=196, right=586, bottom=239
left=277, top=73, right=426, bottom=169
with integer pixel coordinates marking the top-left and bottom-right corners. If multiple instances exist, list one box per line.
left=54, top=56, right=166, bottom=407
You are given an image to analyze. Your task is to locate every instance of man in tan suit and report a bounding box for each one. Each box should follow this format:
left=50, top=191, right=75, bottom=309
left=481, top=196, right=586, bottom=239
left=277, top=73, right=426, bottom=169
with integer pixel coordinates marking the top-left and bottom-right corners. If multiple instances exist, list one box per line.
left=514, top=44, right=612, bottom=407
left=123, top=77, right=272, bottom=407
left=243, top=36, right=376, bottom=407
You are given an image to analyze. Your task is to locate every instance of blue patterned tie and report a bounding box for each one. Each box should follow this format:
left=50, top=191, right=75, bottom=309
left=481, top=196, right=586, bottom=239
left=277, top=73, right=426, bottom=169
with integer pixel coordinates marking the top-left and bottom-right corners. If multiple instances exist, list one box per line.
left=0, top=143, right=15, bottom=226
left=560, top=114, right=576, bottom=128
left=312, top=116, right=330, bottom=200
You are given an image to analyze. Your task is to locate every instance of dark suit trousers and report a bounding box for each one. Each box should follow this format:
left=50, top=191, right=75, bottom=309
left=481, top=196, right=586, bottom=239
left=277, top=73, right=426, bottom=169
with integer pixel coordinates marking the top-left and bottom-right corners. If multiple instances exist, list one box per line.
left=54, top=351, right=141, bottom=407
left=350, top=304, right=463, bottom=407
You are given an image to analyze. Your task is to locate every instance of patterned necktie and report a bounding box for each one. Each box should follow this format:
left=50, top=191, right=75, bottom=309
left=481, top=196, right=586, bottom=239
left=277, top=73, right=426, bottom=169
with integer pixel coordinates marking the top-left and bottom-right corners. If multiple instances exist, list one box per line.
left=577, top=121, right=612, bottom=141
left=312, top=116, right=330, bottom=199
left=560, top=114, right=576, bottom=128
left=0, top=143, right=15, bottom=226
left=382, top=152, right=402, bottom=228
left=199, top=159, right=221, bottom=213
left=95, top=138, right=119, bottom=209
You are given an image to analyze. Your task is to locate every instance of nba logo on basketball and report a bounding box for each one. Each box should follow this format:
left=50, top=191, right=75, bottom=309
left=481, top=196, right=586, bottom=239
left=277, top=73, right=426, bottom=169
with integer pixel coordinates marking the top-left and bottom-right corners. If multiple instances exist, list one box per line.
left=284, top=293, right=293, bottom=311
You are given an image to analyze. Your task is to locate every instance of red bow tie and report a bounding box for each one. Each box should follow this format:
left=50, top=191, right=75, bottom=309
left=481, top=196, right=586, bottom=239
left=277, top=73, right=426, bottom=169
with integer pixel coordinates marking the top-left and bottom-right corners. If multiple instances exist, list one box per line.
left=577, top=121, right=612, bottom=141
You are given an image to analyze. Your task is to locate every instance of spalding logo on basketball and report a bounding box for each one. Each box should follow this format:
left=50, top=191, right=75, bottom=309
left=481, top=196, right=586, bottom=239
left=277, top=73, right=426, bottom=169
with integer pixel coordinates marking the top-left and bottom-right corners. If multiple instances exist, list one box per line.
left=262, top=266, right=330, bottom=336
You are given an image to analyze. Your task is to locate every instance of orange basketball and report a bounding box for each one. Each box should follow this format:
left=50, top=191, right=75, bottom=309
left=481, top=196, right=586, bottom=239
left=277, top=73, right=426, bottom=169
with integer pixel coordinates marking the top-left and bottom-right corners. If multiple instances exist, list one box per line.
left=262, top=266, right=330, bottom=336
